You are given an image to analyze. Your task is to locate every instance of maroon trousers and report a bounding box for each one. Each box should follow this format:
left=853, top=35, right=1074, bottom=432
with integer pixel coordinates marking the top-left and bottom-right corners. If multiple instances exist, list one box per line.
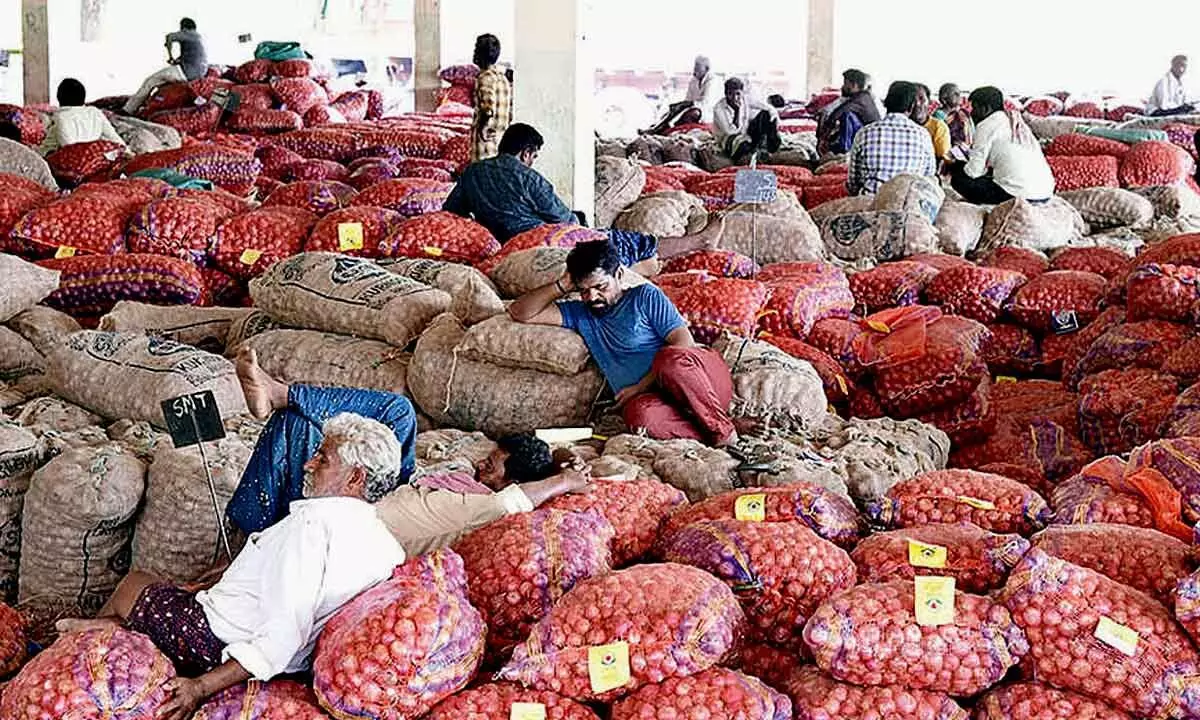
left=622, top=346, right=735, bottom=444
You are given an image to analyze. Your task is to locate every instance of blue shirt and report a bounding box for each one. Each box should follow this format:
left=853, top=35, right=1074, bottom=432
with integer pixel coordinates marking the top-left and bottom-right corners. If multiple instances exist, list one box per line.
left=558, top=284, right=686, bottom=392
left=443, top=153, right=575, bottom=241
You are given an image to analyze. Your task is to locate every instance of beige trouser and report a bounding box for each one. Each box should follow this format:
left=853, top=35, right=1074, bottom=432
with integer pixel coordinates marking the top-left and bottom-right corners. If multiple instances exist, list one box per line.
left=123, top=65, right=188, bottom=114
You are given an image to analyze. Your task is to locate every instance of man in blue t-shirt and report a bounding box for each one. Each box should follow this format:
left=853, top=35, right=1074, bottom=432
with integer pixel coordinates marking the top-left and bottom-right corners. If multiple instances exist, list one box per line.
left=509, top=239, right=740, bottom=445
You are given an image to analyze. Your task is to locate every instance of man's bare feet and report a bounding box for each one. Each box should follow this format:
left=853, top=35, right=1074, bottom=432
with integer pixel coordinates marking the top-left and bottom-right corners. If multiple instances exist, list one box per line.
left=236, top=348, right=285, bottom=420
left=55, top=617, right=121, bottom=635
left=714, top=417, right=764, bottom=448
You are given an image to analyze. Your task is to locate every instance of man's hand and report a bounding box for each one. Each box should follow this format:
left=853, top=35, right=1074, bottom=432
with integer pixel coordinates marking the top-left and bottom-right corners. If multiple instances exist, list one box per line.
left=555, top=467, right=592, bottom=495
left=157, top=677, right=206, bottom=720
left=615, top=375, right=655, bottom=409
left=478, top=126, right=497, bottom=143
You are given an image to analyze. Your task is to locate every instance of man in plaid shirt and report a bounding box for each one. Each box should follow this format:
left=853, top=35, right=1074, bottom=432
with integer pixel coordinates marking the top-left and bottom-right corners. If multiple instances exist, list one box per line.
left=846, top=81, right=938, bottom=195
left=471, top=34, right=512, bottom=162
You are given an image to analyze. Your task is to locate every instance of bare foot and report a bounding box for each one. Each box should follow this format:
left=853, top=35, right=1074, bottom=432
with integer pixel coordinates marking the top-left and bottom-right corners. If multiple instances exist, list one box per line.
left=56, top=617, right=121, bottom=635
left=714, top=417, right=765, bottom=448
left=236, top=348, right=283, bottom=420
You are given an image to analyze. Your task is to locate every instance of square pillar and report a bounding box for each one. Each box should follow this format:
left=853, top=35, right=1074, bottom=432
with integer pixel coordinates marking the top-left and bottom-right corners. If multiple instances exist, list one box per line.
left=807, top=0, right=835, bottom=96
left=514, top=0, right=593, bottom=217
left=22, top=0, right=49, bottom=105
left=414, top=0, right=441, bottom=113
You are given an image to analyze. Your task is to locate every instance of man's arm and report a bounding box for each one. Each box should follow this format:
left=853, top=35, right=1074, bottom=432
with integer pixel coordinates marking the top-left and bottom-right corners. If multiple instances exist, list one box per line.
left=508, top=276, right=568, bottom=326
left=165, top=32, right=180, bottom=62
left=530, top=175, right=576, bottom=224
left=157, top=660, right=252, bottom=720
left=442, top=177, right=471, bottom=217
left=615, top=325, right=696, bottom=408
left=846, top=132, right=866, bottom=195
left=711, top=102, right=735, bottom=141
left=98, top=113, right=128, bottom=147
left=962, top=119, right=995, bottom=179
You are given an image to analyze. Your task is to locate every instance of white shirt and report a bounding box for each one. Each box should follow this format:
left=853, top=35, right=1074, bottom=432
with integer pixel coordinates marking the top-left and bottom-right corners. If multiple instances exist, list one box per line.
left=964, top=111, right=1056, bottom=200
left=41, top=106, right=126, bottom=154
left=1148, top=72, right=1189, bottom=114
left=197, top=496, right=405, bottom=680
left=685, top=72, right=717, bottom=122
left=712, top=96, right=778, bottom=148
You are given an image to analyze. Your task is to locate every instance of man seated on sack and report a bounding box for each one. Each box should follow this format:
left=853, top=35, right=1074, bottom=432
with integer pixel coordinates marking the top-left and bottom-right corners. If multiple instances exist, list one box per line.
left=712, top=77, right=782, bottom=166
left=40, top=78, right=128, bottom=155
left=225, top=348, right=587, bottom=554
left=1147, top=55, right=1195, bottom=117
left=643, top=54, right=718, bottom=135
left=933, top=83, right=974, bottom=149
left=0, top=121, right=58, bottom=191
left=817, top=68, right=882, bottom=156
left=123, top=17, right=209, bottom=116
left=56, top=410, right=590, bottom=720
left=846, top=81, right=938, bottom=196
left=913, top=83, right=952, bottom=161
left=443, top=122, right=703, bottom=274
left=948, top=86, right=1055, bottom=206
left=509, top=238, right=755, bottom=446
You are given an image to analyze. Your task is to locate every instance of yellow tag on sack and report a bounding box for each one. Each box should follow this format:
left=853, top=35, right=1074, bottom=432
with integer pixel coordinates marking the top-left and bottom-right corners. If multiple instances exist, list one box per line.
left=54, top=246, right=77, bottom=259
left=914, top=576, right=956, bottom=627
left=866, top=319, right=891, bottom=334
left=734, top=493, right=767, bottom=523
left=588, top=641, right=631, bottom=694
left=957, top=495, right=996, bottom=511
left=422, top=245, right=444, bottom=257
left=908, top=540, right=948, bottom=569
left=1095, top=616, right=1139, bottom=656
left=337, top=222, right=364, bottom=252
left=836, top=374, right=849, bottom=395
left=996, top=375, right=1017, bottom=384
left=239, top=248, right=263, bottom=266
left=510, top=703, right=547, bottom=720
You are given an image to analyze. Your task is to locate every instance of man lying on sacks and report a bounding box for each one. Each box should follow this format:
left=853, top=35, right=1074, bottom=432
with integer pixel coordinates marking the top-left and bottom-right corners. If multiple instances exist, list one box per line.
left=510, top=238, right=756, bottom=445
left=56, top=365, right=591, bottom=719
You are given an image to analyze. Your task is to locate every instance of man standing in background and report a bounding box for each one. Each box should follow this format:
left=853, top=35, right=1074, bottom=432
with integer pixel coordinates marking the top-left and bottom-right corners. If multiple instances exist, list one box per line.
left=123, top=18, right=208, bottom=115
left=1147, top=56, right=1195, bottom=117
left=471, top=33, right=513, bottom=162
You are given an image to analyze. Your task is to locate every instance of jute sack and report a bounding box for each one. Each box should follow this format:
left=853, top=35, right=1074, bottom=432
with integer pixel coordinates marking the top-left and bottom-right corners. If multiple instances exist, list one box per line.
left=712, top=334, right=827, bottom=432
left=1131, top=185, right=1200, bottom=223
left=602, top=434, right=737, bottom=502
left=106, top=419, right=168, bottom=462
left=0, top=327, right=45, bottom=386
left=5, top=306, right=81, bottom=355
left=0, top=255, right=59, bottom=324
left=223, top=310, right=285, bottom=357
left=489, top=247, right=572, bottom=299
left=15, top=396, right=102, bottom=434
left=614, top=191, right=709, bottom=239
left=456, top=315, right=591, bottom=376
left=18, top=443, right=145, bottom=617
left=810, top=416, right=949, bottom=505
left=808, top=195, right=874, bottom=222
left=99, top=303, right=257, bottom=354
left=249, top=252, right=450, bottom=348
left=244, top=329, right=410, bottom=394
left=818, top=211, right=939, bottom=261
left=408, top=314, right=604, bottom=437
left=378, top=257, right=504, bottom=325
left=415, top=429, right=497, bottom=467
left=0, top=421, right=43, bottom=602
left=976, top=197, right=1085, bottom=257
left=132, top=434, right=251, bottom=582
left=1059, top=188, right=1154, bottom=230
left=46, top=331, right=247, bottom=428
left=595, top=156, right=646, bottom=229
left=934, top=201, right=988, bottom=256
left=734, top=435, right=852, bottom=500
left=873, top=174, right=946, bottom=224
left=694, top=208, right=826, bottom=265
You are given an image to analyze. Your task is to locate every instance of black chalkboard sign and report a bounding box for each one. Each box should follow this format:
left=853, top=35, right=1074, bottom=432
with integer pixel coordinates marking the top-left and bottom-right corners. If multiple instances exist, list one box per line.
left=161, top=391, right=226, bottom=449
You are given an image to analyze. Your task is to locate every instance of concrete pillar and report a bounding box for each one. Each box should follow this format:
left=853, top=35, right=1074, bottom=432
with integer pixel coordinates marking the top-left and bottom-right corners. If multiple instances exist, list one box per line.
left=413, top=0, right=441, bottom=113
left=807, top=0, right=835, bottom=97
left=21, top=0, right=50, bottom=105
left=514, top=0, right=593, bottom=216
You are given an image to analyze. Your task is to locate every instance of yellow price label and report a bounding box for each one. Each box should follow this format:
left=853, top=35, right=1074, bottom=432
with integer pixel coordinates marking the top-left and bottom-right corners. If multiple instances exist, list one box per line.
left=957, top=495, right=996, bottom=511
left=422, top=245, right=444, bottom=257
left=996, top=375, right=1017, bottom=384
left=734, top=493, right=767, bottom=523
left=908, top=539, right=948, bottom=569
left=587, top=641, right=631, bottom=694
left=866, top=319, right=891, bottom=333
left=338, top=222, right=364, bottom=252
left=914, top=576, right=956, bottom=627
left=1095, top=616, right=1139, bottom=656
left=239, top=248, right=263, bottom=266
left=55, top=246, right=77, bottom=259
left=510, top=702, right=547, bottom=720
left=835, top=374, right=849, bottom=396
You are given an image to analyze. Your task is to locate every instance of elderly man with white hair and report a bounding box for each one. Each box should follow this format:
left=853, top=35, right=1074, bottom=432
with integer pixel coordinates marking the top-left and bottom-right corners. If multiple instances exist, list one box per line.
left=645, top=54, right=718, bottom=135
left=56, top=406, right=591, bottom=719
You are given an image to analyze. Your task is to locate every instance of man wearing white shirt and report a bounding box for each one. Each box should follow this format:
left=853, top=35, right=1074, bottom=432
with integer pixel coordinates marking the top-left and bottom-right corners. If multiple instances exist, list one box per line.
left=645, top=55, right=718, bottom=134
left=949, top=86, right=1055, bottom=205
left=40, top=78, right=127, bottom=155
left=1147, top=56, right=1194, bottom=117
left=56, top=411, right=590, bottom=720
left=712, top=76, right=781, bottom=165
